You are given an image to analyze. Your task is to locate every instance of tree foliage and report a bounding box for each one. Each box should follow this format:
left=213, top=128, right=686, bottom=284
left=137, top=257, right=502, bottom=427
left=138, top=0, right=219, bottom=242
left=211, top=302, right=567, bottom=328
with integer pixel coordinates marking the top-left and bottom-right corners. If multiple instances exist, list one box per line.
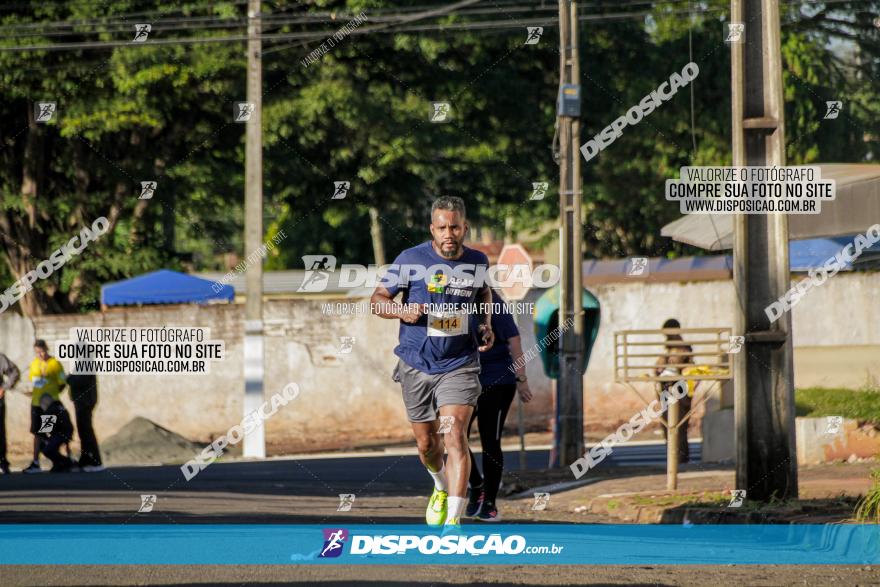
left=0, top=1, right=877, bottom=315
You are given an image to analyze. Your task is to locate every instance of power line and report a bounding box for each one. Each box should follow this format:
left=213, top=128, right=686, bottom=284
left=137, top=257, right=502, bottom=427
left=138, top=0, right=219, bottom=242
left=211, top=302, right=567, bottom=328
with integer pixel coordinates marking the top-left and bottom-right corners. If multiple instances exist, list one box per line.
left=0, top=2, right=551, bottom=38
left=0, top=0, right=871, bottom=52
left=0, top=6, right=708, bottom=52
left=0, top=0, right=871, bottom=35
left=0, top=0, right=251, bottom=20
left=0, top=0, right=693, bottom=36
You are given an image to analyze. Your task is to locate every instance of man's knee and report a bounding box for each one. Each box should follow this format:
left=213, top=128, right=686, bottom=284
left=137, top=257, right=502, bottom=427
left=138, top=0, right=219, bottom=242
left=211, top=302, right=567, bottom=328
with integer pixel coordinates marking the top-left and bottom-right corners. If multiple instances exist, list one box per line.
left=442, top=425, right=468, bottom=453
left=415, top=431, right=440, bottom=457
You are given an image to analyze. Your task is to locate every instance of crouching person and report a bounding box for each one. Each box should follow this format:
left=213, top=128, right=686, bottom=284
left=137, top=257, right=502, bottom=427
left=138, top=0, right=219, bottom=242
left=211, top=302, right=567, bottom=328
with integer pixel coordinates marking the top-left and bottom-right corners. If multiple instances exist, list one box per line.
left=36, top=393, right=75, bottom=472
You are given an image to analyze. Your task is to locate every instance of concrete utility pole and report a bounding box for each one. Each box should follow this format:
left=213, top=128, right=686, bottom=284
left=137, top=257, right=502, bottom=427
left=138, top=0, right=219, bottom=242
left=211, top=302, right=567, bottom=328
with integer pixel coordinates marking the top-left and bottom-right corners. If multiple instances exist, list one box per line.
left=731, top=0, right=798, bottom=499
left=243, top=0, right=265, bottom=458
left=368, top=206, right=386, bottom=266
left=555, top=0, right=585, bottom=467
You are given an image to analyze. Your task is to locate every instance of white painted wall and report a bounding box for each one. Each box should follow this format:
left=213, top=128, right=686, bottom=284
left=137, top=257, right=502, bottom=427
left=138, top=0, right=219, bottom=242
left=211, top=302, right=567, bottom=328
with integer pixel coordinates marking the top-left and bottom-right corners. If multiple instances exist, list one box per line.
left=0, top=271, right=875, bottom=456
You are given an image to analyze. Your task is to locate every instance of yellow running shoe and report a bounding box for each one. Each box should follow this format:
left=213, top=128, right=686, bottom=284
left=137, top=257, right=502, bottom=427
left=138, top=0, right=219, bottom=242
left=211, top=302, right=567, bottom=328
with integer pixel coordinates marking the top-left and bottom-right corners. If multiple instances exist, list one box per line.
left=425, top=488, right=448, bottom=526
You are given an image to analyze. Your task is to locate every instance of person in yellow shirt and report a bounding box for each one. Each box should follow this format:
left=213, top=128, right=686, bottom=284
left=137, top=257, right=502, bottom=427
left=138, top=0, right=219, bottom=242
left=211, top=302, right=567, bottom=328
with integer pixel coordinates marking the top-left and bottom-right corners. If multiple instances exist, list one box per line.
left=24, top=339, right=67, bottom=474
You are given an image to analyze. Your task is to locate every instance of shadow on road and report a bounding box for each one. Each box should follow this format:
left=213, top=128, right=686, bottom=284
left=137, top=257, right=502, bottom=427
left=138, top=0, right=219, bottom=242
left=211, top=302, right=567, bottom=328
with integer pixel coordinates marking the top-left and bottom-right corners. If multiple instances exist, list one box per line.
left=0, top=508, right=582, bottom=524
left=0, top=441, right=715, bottom=501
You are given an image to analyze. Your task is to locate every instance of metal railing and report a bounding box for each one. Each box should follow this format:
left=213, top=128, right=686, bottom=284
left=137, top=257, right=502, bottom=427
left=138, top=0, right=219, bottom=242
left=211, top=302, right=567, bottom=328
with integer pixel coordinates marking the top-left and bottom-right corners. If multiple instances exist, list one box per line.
left=613, top=327, right=735, bottom=490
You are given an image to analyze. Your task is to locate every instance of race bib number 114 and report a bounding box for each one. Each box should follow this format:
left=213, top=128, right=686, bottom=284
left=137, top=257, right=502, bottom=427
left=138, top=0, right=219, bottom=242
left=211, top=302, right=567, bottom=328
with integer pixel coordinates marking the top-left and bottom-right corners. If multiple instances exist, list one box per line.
left=427, top=313, right=468, bottom=337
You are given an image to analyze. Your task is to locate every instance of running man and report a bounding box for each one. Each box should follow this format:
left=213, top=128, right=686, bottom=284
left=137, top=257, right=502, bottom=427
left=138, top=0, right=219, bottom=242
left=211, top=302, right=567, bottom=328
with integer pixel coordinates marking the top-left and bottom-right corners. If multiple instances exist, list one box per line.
left=371, top=196, right=493, bottom=528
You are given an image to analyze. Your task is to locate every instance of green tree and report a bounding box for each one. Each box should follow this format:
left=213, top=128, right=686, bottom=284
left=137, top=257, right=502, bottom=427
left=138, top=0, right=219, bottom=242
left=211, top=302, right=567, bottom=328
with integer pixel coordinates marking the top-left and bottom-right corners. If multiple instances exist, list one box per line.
left=1, top=0, right=878, bottom=315
left=0, top=1, right=245, bottom=314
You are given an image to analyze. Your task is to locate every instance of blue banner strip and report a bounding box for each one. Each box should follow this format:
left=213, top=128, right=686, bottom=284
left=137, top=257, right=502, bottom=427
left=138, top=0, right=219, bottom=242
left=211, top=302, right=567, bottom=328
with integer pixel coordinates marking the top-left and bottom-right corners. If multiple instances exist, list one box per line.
left=0, top=525, right=878, bottom=565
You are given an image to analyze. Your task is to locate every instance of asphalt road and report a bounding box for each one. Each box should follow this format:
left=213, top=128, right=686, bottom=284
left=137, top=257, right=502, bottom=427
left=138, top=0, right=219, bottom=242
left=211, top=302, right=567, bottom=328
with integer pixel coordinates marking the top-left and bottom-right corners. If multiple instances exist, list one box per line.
left=2, top=441, right=876, bottom=586
left=0, top=442, right=701, bottom=524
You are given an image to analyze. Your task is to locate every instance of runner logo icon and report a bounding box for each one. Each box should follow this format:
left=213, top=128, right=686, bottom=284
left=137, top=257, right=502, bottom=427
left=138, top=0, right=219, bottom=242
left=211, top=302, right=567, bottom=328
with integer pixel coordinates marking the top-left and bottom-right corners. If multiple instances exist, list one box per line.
left=627, top=257, right=649, bottom=276
left=332, top=181, right=350, bottom=200
left=133, top=24, right=151, bottom=42
left=139, top=181, right=157, bottom=200
left=38, top=415, right=56, bottom=434
left=824, top=101, right=842, bottom=120
left=298, top=255, right=337, bottom=292
left=728, top=490, right=746, bottom=508
left=337, top=494, right=356, bottom=511
left=338, top=337, right=356, bottom=355
left=234, top=102, right=255, bottom=122
left=320, top=529, right=348, bottom=558
left=138, top=494, right=157, bottom=513
left=825, top=415, right=843, bottom=434
left=524, top=27, right=543, bottom=45
left=430, top=102, right=450, bottom=122
left=530, top=182, right=548, bottom=200
left=728, top=336, right=744, bottom=354
left=35, top=102, right=57, bottom=123
left=725, top=23, right=745, bottom=43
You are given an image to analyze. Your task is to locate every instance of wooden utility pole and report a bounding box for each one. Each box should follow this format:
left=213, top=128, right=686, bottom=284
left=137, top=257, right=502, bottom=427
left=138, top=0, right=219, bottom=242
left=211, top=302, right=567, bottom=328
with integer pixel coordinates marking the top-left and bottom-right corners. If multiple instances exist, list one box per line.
left=731, top=0, right=798, bottom=500
left=666, top=397, right=679, bottom=490
left=243, top=0, right=265, bottom=458
left=555, top=0, right=585, bottom=467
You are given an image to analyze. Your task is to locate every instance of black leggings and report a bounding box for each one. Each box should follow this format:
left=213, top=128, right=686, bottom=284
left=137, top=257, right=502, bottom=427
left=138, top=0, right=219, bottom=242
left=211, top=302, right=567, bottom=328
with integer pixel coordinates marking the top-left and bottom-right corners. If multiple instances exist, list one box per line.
left=467, top=383, right=517, bottom=503
left=74, top=402, right=102, bottom=467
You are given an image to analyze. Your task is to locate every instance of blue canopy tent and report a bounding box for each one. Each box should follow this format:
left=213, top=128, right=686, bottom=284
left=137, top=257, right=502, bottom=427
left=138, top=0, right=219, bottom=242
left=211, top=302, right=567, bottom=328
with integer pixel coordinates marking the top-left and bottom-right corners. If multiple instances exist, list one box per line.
left=101, top=269, right=234, bottom=307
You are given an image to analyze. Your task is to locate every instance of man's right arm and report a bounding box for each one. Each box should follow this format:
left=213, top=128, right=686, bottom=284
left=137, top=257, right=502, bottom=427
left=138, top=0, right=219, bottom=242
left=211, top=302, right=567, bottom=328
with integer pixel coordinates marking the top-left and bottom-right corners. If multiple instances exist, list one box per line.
left=370, top=286, right=423, bottom=324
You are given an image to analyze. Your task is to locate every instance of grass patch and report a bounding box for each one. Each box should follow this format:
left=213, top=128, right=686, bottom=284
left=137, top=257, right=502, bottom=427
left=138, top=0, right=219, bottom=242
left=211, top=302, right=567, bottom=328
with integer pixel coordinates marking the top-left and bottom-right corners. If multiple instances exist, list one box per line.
left=855, top=469, right=880, bottom=522
left=629, top=492, right=729, bottom=508
left=795, top=387, right=880, bottom=424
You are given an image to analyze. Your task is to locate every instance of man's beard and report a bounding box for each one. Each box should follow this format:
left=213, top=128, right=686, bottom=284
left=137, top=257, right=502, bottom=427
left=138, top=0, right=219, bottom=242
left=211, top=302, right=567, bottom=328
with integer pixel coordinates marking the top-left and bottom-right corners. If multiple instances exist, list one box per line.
left=437, top=241, right=462, bottom=258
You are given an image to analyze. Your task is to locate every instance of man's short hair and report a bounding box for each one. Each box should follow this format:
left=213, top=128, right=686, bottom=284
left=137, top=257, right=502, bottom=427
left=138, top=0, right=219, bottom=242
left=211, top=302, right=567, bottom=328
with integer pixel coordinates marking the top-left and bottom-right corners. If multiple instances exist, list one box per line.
left=34, top=339, right=48, bottom=351
left=431, top=196, right=466, bottom=220
left=662, top=319, right=681, bottom=330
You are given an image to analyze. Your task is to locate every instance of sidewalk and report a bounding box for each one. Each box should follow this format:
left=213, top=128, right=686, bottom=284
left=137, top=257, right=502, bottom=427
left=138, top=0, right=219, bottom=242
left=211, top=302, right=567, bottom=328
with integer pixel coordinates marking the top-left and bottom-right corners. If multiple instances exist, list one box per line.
left=499, top=461, right=876, bottom=524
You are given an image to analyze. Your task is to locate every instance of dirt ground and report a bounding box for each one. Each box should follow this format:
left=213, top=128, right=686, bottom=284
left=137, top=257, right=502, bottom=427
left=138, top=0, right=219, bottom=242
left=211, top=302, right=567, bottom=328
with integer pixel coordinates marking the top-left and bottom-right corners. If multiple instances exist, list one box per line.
left=3, top=564, right=878, bottom=586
